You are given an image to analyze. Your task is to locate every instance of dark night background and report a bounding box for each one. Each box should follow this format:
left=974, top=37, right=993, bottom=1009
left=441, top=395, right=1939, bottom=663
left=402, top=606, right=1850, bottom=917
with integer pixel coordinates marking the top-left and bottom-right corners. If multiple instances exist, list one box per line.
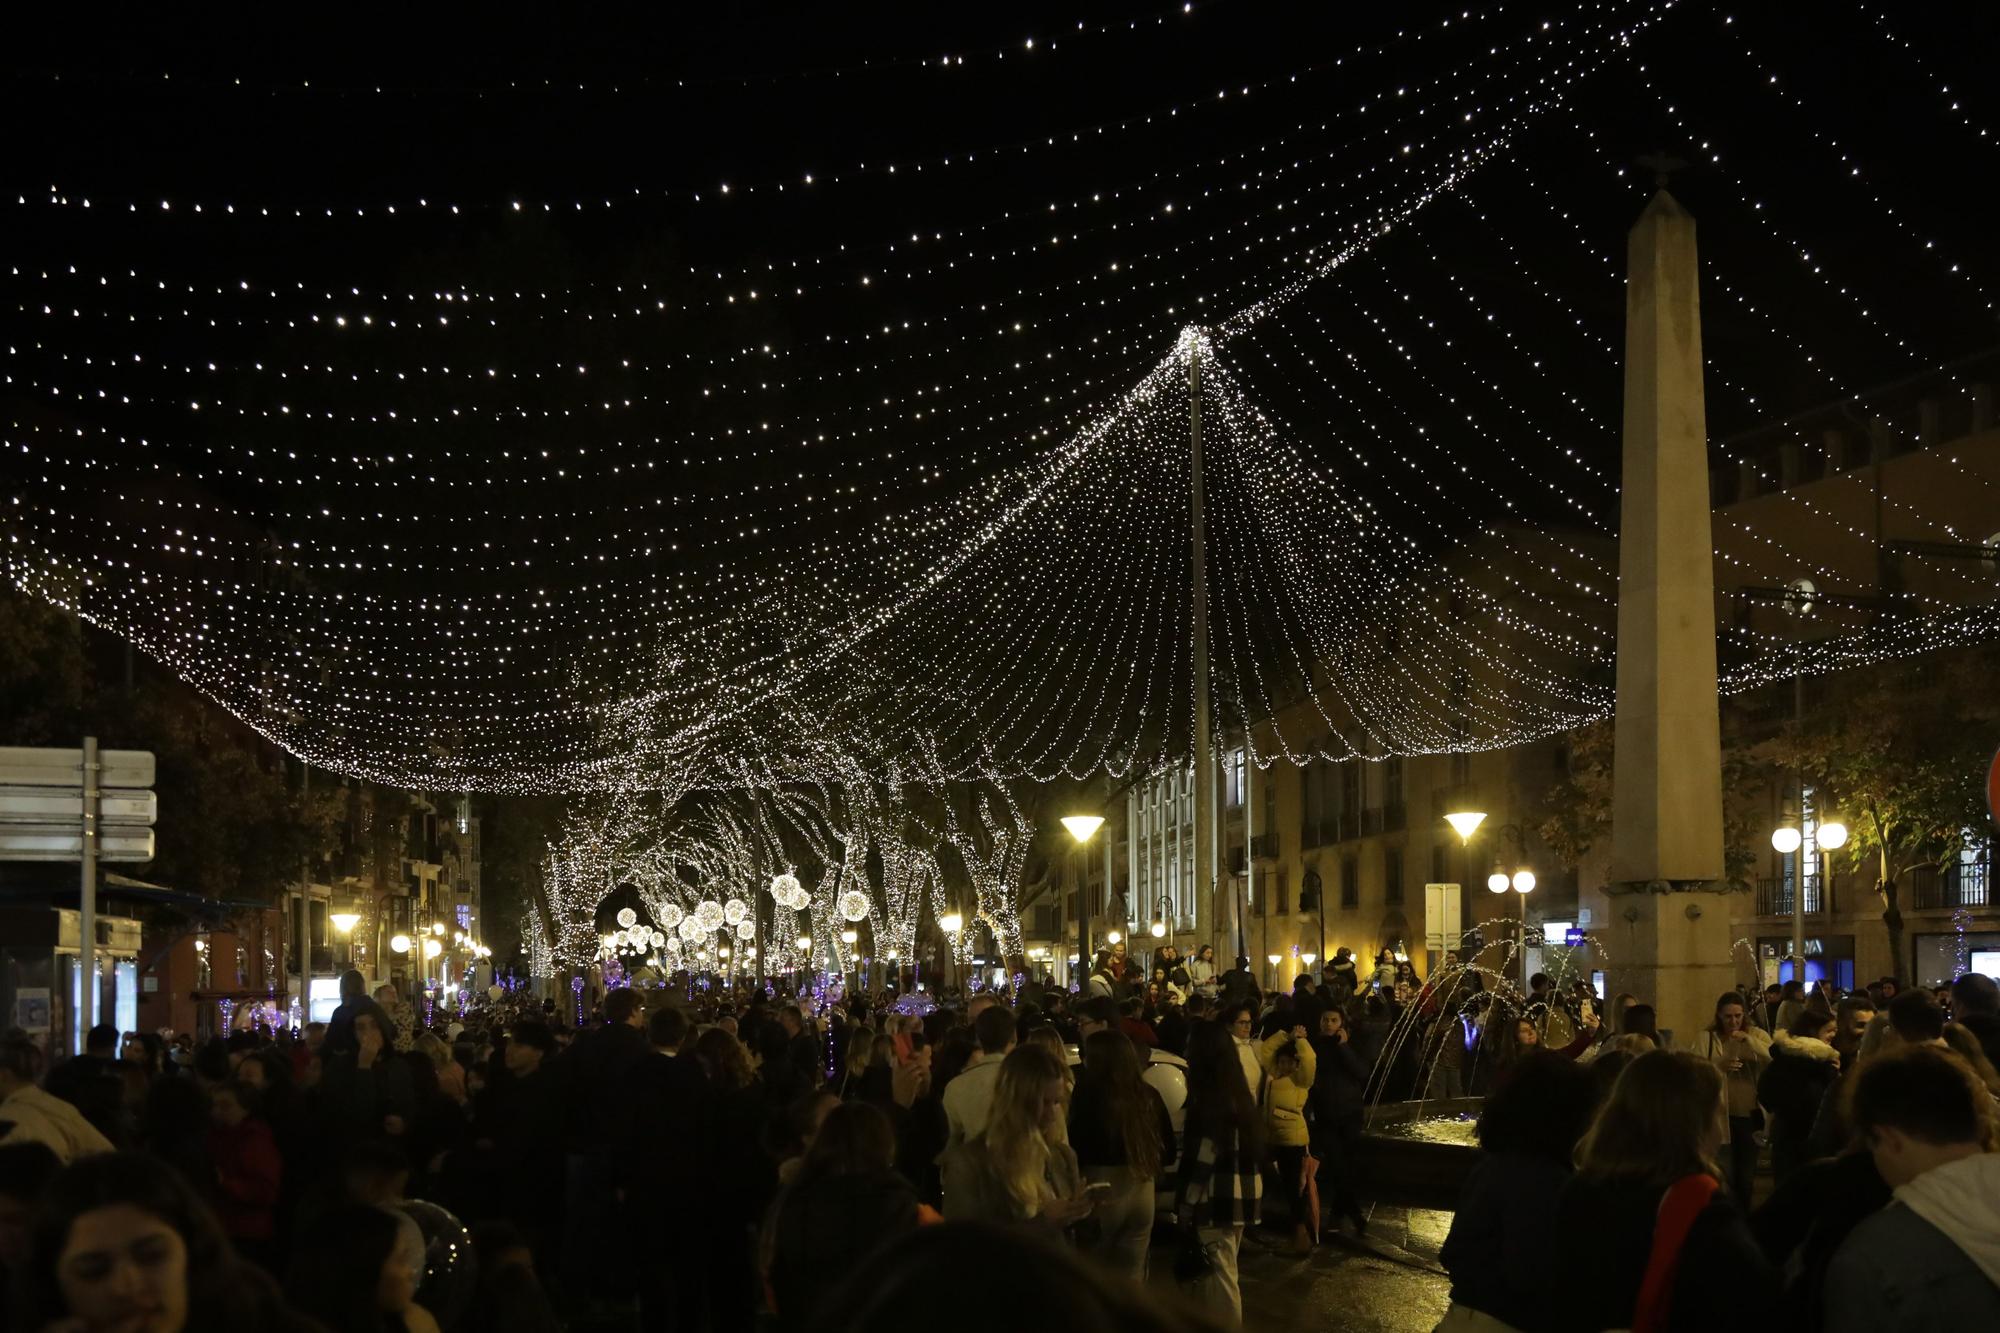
left=5, top=1, right=1998, bottom=780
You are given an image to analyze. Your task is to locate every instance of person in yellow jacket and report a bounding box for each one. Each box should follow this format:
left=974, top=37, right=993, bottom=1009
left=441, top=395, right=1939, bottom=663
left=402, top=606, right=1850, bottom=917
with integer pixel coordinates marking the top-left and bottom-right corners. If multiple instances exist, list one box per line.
left=1257, top=1025, right=1317, bottom=1252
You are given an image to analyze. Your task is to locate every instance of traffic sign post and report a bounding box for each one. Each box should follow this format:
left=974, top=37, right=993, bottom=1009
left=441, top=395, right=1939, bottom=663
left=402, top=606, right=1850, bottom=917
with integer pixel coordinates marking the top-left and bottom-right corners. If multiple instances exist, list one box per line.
left=0, top=743, right=157, bottom=1052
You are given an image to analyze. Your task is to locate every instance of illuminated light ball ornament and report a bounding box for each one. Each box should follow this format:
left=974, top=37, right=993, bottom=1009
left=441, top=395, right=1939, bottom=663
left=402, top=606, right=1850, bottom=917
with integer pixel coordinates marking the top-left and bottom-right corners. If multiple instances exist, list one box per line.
left=657, top=902, right=685, bottom=929
left=696, top=899, right=726, bottom=931
left=616, top=907, right=638, bottom=929
left=735, top=919, right=755, bottom=941
left=651, top=930, right=667, bottom=949
left=770, top=872, right=802, bottom=902
left=840, top=890, right=871, bottom=923
left=723, top=898, right=748, bottom=926
left=677, top=916, right=704, bottom=942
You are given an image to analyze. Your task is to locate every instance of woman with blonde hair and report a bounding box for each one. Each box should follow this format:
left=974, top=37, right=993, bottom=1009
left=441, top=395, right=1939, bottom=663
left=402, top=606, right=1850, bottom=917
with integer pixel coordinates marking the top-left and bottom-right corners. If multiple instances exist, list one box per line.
left=1549, top=1049, right=1779, bottom=1332
left=943, top=1044, right=1093, bottom=1236
left=413, top=1031, right=466, bottom=1104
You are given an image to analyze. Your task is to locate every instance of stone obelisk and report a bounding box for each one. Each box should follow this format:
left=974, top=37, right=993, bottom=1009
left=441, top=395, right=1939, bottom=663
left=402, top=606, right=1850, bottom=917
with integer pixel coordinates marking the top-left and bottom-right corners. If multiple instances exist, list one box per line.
left=1607, top=187, right=1735, bottom=1047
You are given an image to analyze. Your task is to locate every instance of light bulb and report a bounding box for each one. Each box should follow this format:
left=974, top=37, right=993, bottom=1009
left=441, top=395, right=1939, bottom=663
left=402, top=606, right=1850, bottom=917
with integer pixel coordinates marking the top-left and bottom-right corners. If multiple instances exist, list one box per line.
left=389, top=934, right=411, bottom=955
left=1817, top=820, right=1847, bottom=850
left=1771, top=826, right=1803, bottom=854
left=1150, top=919, right=1166, bottom=938
left=1106, top=930, right=1122, bottom=945
left=1512, top=869, right=1536, bottom=894
left=1487, top=872, right=1510, bottom=893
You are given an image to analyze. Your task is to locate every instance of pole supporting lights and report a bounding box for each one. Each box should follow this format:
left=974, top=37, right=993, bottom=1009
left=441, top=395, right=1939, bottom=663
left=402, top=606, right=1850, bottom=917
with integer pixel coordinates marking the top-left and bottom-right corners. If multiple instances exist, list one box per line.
left=1063, top=813, right=1105, bottom=992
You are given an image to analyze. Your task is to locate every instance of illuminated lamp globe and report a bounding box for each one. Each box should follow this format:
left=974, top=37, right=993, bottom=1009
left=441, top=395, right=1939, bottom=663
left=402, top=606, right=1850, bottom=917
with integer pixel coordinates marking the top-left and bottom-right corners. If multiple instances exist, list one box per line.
left=1444, top=810, right=1487, bottom=843
left=389, top=934, right=412, bottom=955
left=840, top=929, right=859, bottom=946
left=616, top=908, right=638, bottom=929
left=1266, top=954, right=1282, bottom=967
left=723, top=899, right=748, bottom=926
left=1487, top=872, right=1511, bottom=894
left=938, top=911, right=963, bottom=935
left=1061, top=814, right=1105, bottom=843
left=1512, top=870, right=1536, bottom=894
left=796, top=935, right=812, bottom=951
left=839, top=890, right=871, bottom=922
left=1301, top=952, right=1317, bottom=967
left=1771, top=826, right=1803, bottom=854
left=430, top=923, right=445, bottom=937
left=1150, top=918, right=1167, bottom=939
left=422, top=938, right=442, bottom=959
left=1818, top=820, right=1848, bottom=850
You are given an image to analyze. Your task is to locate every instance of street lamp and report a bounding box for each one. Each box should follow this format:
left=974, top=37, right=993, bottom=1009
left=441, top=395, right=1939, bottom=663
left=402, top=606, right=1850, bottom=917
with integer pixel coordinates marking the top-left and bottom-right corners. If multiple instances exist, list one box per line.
left=1443, top=810, right=1487, bottom=843
left=1149, top=893, right=1171, bottom=939
left=330, top=911, right=360, bottom=935
left=1063, top=813, right=1106, bottom=991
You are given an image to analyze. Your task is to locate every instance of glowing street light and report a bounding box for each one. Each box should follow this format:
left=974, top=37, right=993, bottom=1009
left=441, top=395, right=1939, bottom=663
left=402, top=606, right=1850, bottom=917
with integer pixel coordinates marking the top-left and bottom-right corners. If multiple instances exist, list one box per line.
left=939, top=911, right=964, bottom=935
left=330, top=911, right=360, bottom=934
left=1061, top=814, right=1106, bottom=843
left=1444, top=809, right=1487, bottom=843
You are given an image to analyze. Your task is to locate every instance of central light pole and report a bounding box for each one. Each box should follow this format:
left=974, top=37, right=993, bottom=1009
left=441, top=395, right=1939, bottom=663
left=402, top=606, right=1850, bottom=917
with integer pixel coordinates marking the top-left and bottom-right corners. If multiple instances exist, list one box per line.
left=1062, top=814, right=1105, bottom=991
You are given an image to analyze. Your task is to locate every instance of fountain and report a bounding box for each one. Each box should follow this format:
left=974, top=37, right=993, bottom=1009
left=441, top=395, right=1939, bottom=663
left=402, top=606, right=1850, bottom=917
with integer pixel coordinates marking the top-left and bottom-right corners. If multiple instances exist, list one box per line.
left=1351, top=919, right=1606, bottom=1207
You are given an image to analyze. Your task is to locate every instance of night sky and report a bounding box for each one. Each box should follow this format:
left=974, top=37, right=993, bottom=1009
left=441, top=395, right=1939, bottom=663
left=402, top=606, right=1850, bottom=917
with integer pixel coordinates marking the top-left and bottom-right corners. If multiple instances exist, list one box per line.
left=6, top=1, right=1997, bottom=785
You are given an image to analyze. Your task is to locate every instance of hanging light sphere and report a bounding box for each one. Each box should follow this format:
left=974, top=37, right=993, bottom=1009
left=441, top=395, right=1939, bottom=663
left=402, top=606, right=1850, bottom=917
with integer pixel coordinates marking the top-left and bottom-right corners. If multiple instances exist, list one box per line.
left=696, top=899, right=726, bottom=930
left=839, top=890, right=871, bottom=922
left=1771, top=826, right=1803, bottom=854
left=656, top=902, right=684, bottom=929
left=723, top=898, right=748, bottom=926
left=770, top=872, right=802, bottom=901
left=735, top=919, right=755, bottom=940
left=650, top=930, right=666, bottom=948
left=1487, top=872, right=1511, bottom=893
left=789, top=885, right=812, bottom=910
left=616, top=907, right=638, bottom=929
left=677, top=916, right=703, bottom=942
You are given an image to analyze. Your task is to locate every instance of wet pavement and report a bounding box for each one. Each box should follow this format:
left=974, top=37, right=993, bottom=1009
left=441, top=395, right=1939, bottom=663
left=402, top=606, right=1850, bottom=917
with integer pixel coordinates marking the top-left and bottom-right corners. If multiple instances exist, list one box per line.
left=1148, top=1202, right=1454, bottom=1331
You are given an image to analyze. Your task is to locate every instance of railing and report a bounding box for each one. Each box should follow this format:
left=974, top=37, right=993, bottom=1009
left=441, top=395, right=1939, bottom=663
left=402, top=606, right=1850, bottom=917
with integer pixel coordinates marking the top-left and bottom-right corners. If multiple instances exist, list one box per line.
left=1755, top=874, right=1837, bottom=917
left=1909, top=860, right=1993, bottom=910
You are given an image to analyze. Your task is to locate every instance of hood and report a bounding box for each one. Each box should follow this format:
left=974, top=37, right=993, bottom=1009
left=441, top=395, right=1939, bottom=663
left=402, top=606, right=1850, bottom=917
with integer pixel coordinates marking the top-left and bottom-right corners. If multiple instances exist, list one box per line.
left=1772, top=1032, right=1839, bottom=1063
left=1896, top=1152, right=2000, bottom=1288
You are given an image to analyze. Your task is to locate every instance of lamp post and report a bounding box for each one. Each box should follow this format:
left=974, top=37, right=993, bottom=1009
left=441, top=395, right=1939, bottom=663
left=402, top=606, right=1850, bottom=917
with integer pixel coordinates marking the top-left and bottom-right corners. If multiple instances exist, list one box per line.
left=1772, top=807, right=1845, bottom=987
left=330, top=909, right=359, bottom=970
left=1444, top=808, right=1486, bottom=978
left=1062, top=814, right=1106, bottom=991
left=938, top=911, right=963, bottom=992
left=1446, top=808, right=1540, bottom=996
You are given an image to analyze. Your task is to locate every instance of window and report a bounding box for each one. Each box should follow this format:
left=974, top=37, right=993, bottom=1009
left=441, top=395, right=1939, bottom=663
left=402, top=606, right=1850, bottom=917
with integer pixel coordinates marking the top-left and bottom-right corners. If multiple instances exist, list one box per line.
left=1384, top=847, right=1404, bottom=906
left=1300, top=869, right=1322, bottom=911
left=1276, top=871, right=1289, bottom=916
left=1340, top=763, right=1361, bottom=821
left=1384, top=755, right=1404, bottom=806
left=1224, top=749, right=1246, bottom=808
left=1340, top=858, right=1359, bottom=909
left=1431, top=843, right=1448, bottom=885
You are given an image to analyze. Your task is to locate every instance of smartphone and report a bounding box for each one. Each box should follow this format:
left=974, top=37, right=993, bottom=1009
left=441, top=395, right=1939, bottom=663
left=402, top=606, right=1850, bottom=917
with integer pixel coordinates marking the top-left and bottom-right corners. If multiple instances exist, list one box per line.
left=1084, top=1181, right=1114, bottom=1199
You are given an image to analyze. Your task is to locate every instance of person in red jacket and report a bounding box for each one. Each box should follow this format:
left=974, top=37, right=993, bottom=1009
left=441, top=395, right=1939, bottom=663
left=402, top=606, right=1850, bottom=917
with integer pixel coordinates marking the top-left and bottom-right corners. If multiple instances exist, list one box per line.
left=206, top=1078, right=283, bottom=1272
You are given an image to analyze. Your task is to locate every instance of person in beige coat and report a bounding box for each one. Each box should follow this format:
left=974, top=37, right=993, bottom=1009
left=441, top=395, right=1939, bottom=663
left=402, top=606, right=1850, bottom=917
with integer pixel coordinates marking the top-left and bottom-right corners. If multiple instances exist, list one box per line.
left=0, top=1038, right=114, bottom=1163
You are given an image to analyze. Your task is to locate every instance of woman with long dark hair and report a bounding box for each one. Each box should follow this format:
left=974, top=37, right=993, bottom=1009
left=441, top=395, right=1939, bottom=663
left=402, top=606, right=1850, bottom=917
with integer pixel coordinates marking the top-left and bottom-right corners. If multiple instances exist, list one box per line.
left=1068, top=1031, right=1173, bottom=1280
left=693, top=1024, right=776, bottom=1332
left=1550, top=1051, right=1780, bottom=1332
left=16, top=1151, right=312, bottom=1333
left=1698, top=991, right=1771, bottom=1205
left=285, top=1202, right=435, bottom=1333
left=1177, top=1020, right=1262, bottom=1326
left=767, top=1102, right=919, bottom=1330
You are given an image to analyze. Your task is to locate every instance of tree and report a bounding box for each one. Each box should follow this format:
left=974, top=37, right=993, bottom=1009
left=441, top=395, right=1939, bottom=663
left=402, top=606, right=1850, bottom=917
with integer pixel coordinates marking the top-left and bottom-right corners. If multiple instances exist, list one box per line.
left=1774, top=648, right=2000, bottom=980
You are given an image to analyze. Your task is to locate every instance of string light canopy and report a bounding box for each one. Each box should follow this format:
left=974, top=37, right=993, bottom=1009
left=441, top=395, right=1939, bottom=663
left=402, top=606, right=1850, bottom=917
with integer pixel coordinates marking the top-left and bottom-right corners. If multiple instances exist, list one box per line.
left=5, top=0, right=1998, bottom=808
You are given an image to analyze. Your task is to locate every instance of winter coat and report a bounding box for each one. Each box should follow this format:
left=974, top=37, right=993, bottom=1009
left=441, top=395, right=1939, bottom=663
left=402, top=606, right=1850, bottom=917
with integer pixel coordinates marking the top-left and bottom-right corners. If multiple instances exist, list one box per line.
left=1255, top=1031, right=1315, bottom=1147
left=1550, top=1174, right=1782, bottom=1332
left=206, top=1116, right=282, bottom=1242
left=1824, top=1153, right=2000, bottom=1332
left=0, top=1084, right=114, bottom=1162
left=1758, top=1032, right=1840, bottom=1151
left=769, top=1169, right=919, bottom=1331
left=1698, top=1026, right=1772, bottom=1119
left=1442, top=1152, right=1571, bottom=1331
left=1306, top=1032, right=1369, bottom=1132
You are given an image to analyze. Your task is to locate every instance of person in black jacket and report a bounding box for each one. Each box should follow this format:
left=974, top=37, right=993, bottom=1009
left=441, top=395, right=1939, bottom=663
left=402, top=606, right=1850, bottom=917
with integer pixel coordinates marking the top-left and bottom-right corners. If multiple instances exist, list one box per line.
left=631, top=1006, right=706, bottom=1333
left=1758, top=1010, right=1842, bottom=1184
left=470, top=1019, right=565, bottom=1291
left=1550, top=1050, right=1781, bottom=1332
left=553, top=987, right=650, bottom=1313
left=1307, top=1006, right=1371, bottom=1235
left=1068, top=1030, right=1174, bottom=1281
left=768, top=1101, right=918, bottom=1329
left=1439, top=1052, right=1599, bottom=1330
left=1950, top=972, right=2000, bottom=1070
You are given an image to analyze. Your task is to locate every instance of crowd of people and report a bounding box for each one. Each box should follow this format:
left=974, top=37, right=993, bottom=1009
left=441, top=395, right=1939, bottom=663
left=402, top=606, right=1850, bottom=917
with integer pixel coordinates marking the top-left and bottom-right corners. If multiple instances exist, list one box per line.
left=2, top=954, right=1996, bottom=1332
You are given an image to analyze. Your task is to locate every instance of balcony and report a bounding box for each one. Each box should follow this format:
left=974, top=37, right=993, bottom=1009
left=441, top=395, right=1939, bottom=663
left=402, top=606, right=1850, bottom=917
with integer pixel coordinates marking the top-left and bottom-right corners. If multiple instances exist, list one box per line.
left=1755, top=875, right=1837, bottom=917
left=1908, top=859, right=1992, bottom=911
